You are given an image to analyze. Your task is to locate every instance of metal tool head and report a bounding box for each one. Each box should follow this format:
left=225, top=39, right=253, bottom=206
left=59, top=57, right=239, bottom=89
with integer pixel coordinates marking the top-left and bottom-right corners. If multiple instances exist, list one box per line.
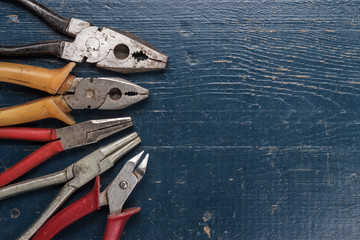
left=56, top=117, right=133, bottom=149
left=67, top=133, right=141, bottom=189
left=63, top=77, right=149, bottom=110
left=61, top=23, right=168, bottom=73
left=102, top=151, right=148, bottom=215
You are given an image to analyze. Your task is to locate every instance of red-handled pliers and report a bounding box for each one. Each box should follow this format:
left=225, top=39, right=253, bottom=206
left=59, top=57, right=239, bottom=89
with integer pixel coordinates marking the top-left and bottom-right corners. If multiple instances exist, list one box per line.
left=0, top=117, right=132, bottom=187
left=33, top=151, right=148, bottom=240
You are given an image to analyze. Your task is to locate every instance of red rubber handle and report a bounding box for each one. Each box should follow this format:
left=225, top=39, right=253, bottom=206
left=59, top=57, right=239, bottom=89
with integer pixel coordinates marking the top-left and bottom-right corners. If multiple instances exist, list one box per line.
left=0, top=140, right=64, bottom=187
left=0, top=127, right=57, bottom=142
left=0, top=127, right=57, bottom=141
left=32, top=176, right=101, bottom=240
left=103, top=207, right=141, bottom=240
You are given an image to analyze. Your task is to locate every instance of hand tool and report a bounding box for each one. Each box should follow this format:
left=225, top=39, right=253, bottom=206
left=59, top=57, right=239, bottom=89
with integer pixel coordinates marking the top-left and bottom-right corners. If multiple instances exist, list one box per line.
left=33, top=151, right=148, bottom=240
left=0, top=132, right=141, bottom=240
left=1, top=0, right=168, bottom=73
left=0, top=62, right=149, bottom=126
left=0, top=117, right=133, bottom=187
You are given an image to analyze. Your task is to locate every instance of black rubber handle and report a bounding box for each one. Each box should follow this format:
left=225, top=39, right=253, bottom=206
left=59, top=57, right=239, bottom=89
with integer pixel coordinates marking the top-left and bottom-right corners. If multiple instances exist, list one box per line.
left=15, top=0, right=73, bottom=37
left=0, top=41, right=63, bottom=57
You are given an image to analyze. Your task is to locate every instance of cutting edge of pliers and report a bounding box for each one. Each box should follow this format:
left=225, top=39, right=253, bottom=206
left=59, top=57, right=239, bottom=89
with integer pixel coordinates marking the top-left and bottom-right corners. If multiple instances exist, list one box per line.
left=54, top=117, right=134, bottom=149
left=63, top=76, right=149, bottom=111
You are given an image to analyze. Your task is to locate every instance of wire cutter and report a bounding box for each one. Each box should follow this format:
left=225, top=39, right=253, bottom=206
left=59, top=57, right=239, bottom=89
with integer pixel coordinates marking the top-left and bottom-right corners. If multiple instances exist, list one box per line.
left=33, top=151, right=148, bottom=240
left=1, top=0, right=168, bottom=73
left=0, top=132, right=141, bottom=240
left=0, top=62, right=149, bottom=126
left=0, top=117, right=133, bottom=187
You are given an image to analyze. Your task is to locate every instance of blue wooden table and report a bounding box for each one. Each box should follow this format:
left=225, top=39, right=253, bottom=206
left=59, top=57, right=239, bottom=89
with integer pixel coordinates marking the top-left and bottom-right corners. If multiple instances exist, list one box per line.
left=1, top=0, right=360, bottom=239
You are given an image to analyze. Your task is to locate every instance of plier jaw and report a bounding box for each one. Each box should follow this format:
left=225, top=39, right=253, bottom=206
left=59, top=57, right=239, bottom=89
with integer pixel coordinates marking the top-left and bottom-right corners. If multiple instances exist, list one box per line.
left=56, top=117, right=133, bottom=149
left=61, top=26, right=168, bottom=73
left=64, top=77, right=150, bottom=110
left=106, top=151, right=148, bottom=215
left=97, top=28, right=168, bottom=74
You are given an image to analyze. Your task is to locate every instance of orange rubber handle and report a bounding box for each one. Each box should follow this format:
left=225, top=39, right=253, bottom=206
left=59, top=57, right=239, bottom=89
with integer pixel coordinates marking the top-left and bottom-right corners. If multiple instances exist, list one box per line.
left=0, top=96, right=75, bottom=126
left=0, top=62, right=76, bottom=94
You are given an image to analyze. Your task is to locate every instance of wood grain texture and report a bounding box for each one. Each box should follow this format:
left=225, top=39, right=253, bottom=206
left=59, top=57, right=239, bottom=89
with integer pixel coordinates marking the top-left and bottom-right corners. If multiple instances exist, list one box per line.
left=1, top=0, right=360, bottom=239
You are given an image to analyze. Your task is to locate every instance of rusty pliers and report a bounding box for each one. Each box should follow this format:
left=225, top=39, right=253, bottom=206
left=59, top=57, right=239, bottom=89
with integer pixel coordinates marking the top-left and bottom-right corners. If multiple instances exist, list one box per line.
left=1, top=0, right=168, bottom=73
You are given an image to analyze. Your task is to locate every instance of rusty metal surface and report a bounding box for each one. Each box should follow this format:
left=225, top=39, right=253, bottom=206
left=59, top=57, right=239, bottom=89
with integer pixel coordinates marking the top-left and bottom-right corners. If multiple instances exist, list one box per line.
left=64, top=77, right=149, bottom=110
left=61, top=24, right=168, bottom=73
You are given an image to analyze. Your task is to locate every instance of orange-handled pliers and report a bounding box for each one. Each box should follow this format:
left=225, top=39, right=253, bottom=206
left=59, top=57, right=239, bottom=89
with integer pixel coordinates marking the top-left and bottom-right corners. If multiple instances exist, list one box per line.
left=0, top=62, right=149, bottom=126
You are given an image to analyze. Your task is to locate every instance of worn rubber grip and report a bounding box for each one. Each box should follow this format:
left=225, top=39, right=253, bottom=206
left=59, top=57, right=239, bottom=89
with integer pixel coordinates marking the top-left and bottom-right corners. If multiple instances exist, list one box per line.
left=0, top=96, right=75, bottom=126
left=0, top=62, right=76, bottom=94
left=103, top=208, right=141, bottom=240
left=33, top=177, right=101, bottom=240
left=0, top=41, right=63, bottom=58
left=0, top=140, right=64, bottom=187
left=16, top=0, right=73, bottom=37
left=0, top=127, right=57, bottom=141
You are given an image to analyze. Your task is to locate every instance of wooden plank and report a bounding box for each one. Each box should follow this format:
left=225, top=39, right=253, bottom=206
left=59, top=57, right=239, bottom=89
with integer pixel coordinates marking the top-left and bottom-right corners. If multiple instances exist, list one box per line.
left=0, top=0, right=360, bottom=239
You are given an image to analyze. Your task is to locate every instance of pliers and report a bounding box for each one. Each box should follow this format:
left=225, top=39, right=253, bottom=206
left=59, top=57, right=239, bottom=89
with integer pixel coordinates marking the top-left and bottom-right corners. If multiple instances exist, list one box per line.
left=0, top=62, right=149, bottom=126
left=1, top=0, right=168, bottom=73
left=0, top=117, right=133, bottom=187
left=33, top=151, right=148, bottom=240
left=0, top=132, right=142, bottom=240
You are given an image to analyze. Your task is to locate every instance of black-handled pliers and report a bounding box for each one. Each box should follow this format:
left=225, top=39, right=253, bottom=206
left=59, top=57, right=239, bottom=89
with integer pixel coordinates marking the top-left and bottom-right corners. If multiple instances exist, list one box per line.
left=0, top=0, right=168, bottom=73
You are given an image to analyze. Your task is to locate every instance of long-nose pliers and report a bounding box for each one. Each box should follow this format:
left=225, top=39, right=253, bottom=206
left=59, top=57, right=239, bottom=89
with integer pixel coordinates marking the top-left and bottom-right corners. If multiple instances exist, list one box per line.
left=1, top=0, right=168, bottom=73
left=0, top=117, right=133, bottom=187
left=0, top=62, right=149, bottom=126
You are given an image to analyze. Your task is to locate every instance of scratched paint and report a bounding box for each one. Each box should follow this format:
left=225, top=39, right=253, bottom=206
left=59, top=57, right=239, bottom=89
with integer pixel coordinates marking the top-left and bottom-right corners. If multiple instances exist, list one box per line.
left=7, top=15, right=19, bottom=23
left=10, top=208, right=20, bottom=218
left=201, top=211, right=212, bottom=238
left=203, top=226, right=211, bottom=238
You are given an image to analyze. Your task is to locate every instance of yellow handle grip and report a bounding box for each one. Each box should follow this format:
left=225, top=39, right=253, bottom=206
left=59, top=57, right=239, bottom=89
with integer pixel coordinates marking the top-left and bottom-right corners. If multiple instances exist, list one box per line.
left=0, top=96, right=75, bottom=126
left=0, top=62, right=76, bottom=94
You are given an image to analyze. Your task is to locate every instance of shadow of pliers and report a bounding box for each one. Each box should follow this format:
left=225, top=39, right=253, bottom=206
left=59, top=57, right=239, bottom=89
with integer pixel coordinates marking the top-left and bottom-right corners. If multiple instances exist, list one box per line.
left=1, top=0, right=168, bottom=73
